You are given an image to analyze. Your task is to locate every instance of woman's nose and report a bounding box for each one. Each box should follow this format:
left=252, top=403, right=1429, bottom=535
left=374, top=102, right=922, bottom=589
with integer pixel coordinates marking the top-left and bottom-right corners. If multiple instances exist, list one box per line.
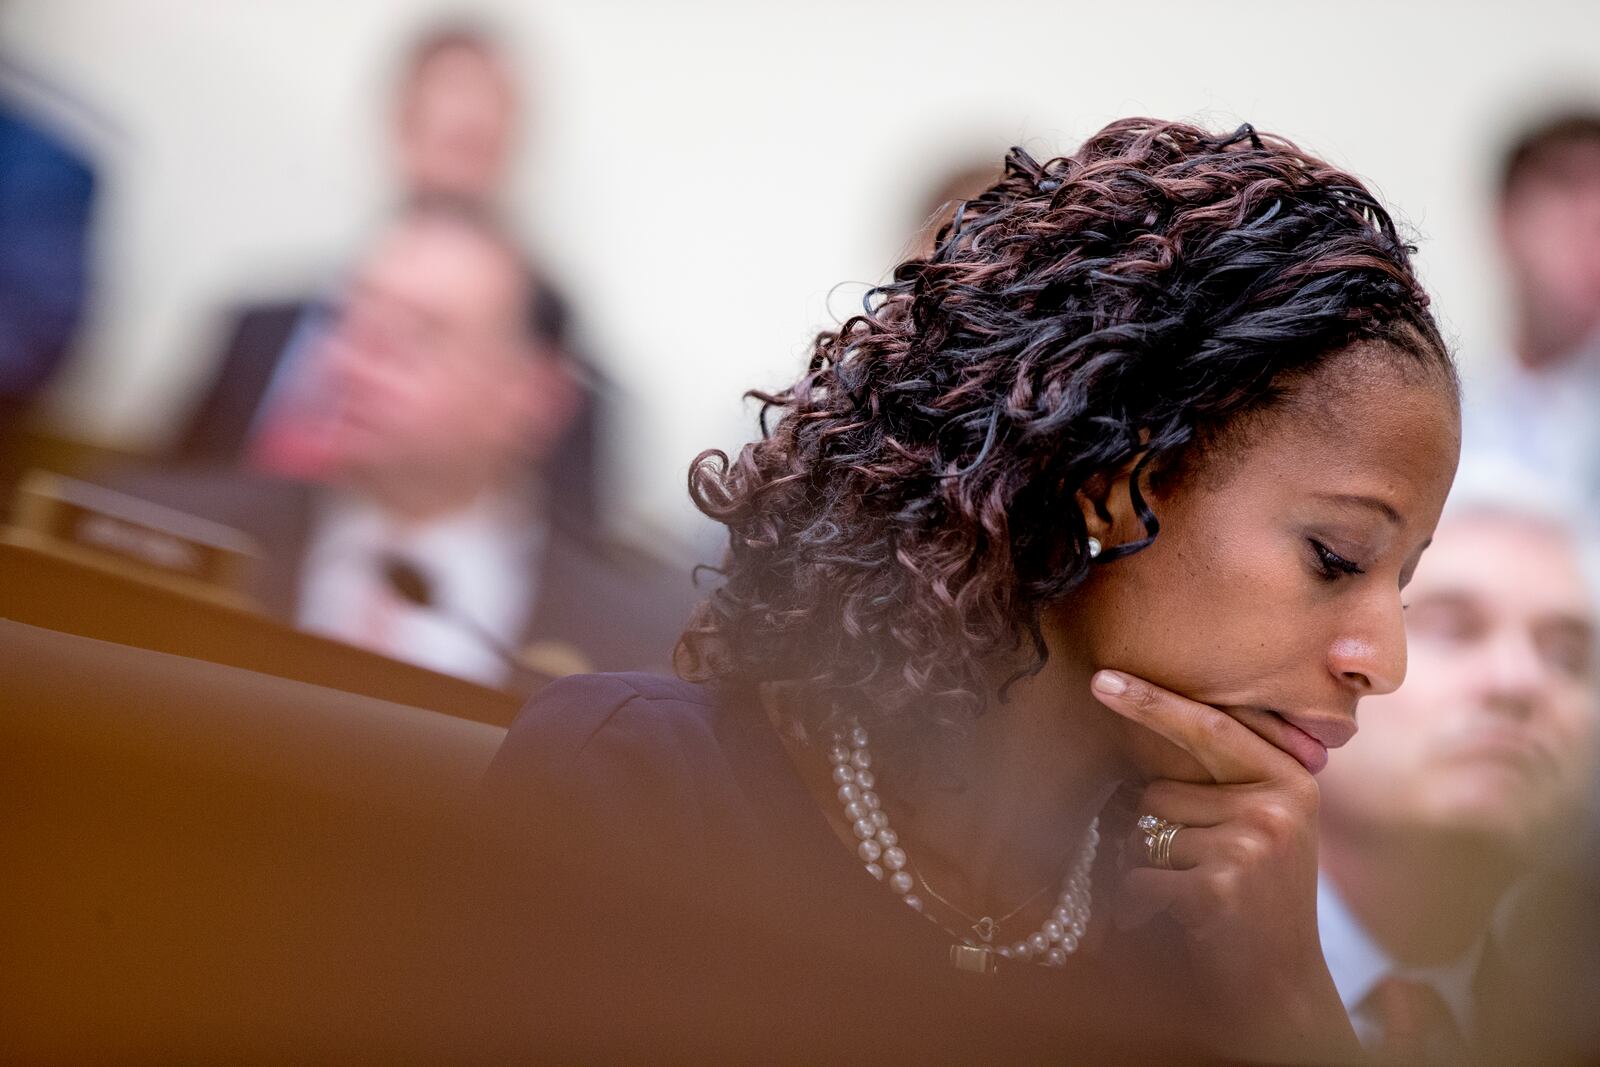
left=1327, top=590, right=1408, bottom=697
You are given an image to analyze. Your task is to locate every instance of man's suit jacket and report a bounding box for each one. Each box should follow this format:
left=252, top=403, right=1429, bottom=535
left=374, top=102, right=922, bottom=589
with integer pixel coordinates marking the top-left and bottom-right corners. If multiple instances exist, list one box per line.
left=170, top=300, right=309, bottom=467
left=97, top=467, right=696, bottom=683
left=1472, top=860, right=1600, bottom=1065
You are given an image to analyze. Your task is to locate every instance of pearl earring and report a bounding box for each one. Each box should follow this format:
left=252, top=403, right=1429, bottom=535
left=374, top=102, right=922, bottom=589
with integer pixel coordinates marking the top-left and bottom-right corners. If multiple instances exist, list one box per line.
left=1087, top=537, right=1102, bottom=559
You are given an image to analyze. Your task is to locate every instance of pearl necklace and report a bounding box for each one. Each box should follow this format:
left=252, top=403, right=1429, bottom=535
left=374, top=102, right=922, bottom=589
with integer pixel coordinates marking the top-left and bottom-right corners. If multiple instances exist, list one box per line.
left=828, top=724, right=1099, bottom=971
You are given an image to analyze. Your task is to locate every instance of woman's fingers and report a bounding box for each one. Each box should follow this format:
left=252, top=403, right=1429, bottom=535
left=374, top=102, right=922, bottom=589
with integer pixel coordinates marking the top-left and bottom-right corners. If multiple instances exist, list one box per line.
left=1115, top=843, right=1284, bottom=932
left=1134, top=777, right=1270, bottom=826
left=1124, top=821, right=1232, bottom=872
left=1128, top=778, right=1320, bottom=864
left=1091, top=669, right=1299, bottom=784
left=1096, top=678, right=1342, bottom=1055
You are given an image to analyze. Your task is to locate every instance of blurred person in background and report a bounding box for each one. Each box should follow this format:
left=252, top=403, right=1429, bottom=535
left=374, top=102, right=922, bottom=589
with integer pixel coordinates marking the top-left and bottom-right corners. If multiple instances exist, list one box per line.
left=1463, top=110, right=1600, bottom=517
left=1497, top=113, right=1600, bottom=374
left=112, top=198, right=689, bottom=687
left=0, top=56, right=97, bottom=445
left=173, top=19, right=604, bottom=531
left=391, top=19, right=517, bottom=205
left=1315, top=465, right=1599, bottom=1064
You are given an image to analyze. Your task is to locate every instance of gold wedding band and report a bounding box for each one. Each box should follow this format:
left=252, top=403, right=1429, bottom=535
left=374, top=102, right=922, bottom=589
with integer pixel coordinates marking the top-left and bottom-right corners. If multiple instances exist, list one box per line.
left=1137, top=813, right=1185, bottom=871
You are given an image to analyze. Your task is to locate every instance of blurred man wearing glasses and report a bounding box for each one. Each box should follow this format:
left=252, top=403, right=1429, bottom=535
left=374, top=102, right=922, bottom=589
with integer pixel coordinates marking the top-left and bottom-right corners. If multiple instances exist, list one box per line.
left=112, top=198, right=689, bottom=687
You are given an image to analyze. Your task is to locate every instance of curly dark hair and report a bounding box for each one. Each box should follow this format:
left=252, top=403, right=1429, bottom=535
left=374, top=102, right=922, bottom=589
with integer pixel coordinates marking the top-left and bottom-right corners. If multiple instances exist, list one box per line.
left=679, top=118, right=1454, bottom=742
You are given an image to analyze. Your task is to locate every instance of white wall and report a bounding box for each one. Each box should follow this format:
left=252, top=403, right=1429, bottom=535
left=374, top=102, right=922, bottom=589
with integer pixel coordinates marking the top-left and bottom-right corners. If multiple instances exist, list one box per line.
left=5, top=0, right=1599, bottom=537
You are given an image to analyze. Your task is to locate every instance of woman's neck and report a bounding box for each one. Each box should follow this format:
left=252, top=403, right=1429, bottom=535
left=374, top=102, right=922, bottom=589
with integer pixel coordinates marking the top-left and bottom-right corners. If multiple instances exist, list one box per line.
left=893, top=654, right=1123, bottom=917
left=769, top=639, right=1124, bottom=929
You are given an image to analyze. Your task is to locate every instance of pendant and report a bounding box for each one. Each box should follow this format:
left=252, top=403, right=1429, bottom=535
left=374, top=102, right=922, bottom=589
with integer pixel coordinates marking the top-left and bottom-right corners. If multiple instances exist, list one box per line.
left=949, top=943, right=997, bottom=976
left=971, top=916, right=998, bottom=943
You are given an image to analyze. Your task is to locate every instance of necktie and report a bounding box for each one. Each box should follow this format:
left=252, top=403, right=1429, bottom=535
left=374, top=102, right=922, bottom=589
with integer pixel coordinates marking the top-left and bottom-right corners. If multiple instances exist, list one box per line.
left=354, top=552, right=410, bottom=657
left=1364, top=974, right=1468, bottom=1064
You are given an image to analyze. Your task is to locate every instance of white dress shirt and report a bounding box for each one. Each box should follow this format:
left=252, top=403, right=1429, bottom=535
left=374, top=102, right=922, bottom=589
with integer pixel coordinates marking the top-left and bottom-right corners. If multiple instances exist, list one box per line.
left=1317, top=873, right=1485, bottom=1048
left=295, top=487, right=546, bottom=688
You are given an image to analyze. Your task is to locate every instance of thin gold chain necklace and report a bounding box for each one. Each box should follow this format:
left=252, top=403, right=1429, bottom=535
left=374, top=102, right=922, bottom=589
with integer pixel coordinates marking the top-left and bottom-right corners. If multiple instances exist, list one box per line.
left=827, top=723, right=1098, bottom=973
left=912, top=867, right=1055, bottom=946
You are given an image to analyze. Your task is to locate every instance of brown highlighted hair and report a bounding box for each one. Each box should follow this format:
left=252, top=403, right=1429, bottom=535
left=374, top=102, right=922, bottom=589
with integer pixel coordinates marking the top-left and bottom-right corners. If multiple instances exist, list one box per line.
left=680, top=118, right=1453, bottom=740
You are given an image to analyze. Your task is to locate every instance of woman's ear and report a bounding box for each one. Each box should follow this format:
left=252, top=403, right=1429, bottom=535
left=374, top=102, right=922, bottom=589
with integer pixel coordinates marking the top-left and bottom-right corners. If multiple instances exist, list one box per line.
left=1075, top=454, right=1146, bottom=556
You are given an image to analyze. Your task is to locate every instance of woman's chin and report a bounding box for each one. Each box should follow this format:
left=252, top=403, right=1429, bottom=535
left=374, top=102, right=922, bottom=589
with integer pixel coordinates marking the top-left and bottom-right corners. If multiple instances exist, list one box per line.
left=1124, top=727, right=1215, bottom=784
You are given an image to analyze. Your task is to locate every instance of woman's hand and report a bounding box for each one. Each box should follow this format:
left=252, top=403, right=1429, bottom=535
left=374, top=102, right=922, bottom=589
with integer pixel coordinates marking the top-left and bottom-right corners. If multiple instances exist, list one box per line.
left=1090, top=669, right=1361, bottom=1062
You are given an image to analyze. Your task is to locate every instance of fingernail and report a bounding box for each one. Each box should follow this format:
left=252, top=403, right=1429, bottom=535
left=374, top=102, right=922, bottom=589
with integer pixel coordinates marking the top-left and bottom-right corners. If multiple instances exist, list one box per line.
left=1092, top=670, right=1127, bottom=696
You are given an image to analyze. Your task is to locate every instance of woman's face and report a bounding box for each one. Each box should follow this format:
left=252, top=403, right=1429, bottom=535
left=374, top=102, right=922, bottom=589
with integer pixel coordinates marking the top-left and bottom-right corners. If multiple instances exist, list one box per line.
left=1062, top=349, right=1461, bottom=783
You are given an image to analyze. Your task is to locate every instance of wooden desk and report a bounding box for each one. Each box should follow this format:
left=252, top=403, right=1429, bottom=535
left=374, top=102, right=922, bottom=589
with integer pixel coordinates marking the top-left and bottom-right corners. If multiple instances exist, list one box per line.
left=0, top=540, right=523, bottom=727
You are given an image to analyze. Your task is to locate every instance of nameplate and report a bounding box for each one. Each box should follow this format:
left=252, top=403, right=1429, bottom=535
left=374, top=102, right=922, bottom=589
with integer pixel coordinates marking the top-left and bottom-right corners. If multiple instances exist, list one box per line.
left=6, top=470, right=259, bottom=601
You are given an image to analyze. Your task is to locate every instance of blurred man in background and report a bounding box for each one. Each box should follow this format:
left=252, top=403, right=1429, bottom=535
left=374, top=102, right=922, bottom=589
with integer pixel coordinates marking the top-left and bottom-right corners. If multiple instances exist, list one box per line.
left=114, top=198, right=688, bottom=687
left=1498, top=113, right=1600, bottom=374
left=391, top=21, right=518, bottom=205
left=174, top=21, right=602, bottom=530
left=1315, top=471, right=1599, bottom=1063
left=1463, top=111, right=1600, bottom=518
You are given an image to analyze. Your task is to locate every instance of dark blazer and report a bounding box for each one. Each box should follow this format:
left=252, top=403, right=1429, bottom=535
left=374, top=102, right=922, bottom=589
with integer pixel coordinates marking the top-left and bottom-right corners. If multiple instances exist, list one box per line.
left=172, top=285, right=604, bottom=532
left=96, top=467, right=695, bottom=680
left=480, top=672, right=1209, bottom=1062
left=169, top=300, right=310, bottom=465
left=1472, top=858, right=1600, bottom=1065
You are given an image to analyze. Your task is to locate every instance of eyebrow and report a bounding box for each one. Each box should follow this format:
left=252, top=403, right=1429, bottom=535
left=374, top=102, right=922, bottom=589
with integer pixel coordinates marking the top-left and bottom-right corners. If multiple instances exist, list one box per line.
left=1314, top=492, right=1403, bottom=526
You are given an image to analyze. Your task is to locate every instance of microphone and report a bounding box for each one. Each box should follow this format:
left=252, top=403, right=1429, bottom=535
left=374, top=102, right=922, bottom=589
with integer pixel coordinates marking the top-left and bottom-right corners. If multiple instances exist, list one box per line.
left=379, top=554, right=548, bottom=692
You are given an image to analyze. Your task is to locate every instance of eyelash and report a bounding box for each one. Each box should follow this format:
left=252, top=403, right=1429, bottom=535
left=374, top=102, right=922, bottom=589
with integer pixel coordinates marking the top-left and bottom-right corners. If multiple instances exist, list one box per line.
left=1310, top=539, right=1365, bottom=581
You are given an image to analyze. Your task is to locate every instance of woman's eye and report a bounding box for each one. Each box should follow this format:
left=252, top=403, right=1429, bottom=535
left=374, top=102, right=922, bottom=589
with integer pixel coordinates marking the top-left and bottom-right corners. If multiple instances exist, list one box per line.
left=1310, top=539, right=1364, bottom=581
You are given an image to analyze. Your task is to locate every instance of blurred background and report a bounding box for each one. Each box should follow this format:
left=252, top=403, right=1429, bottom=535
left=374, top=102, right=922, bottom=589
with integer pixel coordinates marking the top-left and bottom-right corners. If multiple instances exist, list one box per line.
left=3, top=0, right=1598, bottom=539
left=3, top=4, right=1599, bottom=1060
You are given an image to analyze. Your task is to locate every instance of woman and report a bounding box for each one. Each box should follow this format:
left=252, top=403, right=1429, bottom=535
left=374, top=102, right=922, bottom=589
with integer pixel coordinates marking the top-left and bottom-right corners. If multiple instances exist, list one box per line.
left=487, top=119, right=1460, bottom=1062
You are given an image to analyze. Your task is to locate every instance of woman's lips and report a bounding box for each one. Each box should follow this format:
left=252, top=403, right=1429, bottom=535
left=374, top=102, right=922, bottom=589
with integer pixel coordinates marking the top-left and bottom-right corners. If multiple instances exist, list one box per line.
left=1269, top=713, right=1330, bottom=775
left=1234, top=708, right=1332, bottom=775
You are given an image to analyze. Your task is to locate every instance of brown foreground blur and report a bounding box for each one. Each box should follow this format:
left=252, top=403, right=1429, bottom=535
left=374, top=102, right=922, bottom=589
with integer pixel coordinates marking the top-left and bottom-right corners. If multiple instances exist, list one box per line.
left=2, top=620, right=1139, bottom=1063
left=0, top=620, right=521, bottom=1061
left=4, top=613, right=1597, bottom=1064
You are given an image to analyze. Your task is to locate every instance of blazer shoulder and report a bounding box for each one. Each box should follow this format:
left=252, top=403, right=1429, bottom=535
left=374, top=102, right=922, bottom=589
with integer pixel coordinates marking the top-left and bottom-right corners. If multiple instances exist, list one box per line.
left=226, top=299, right=316, bottom=348
left=493, top=671, right=715, bottom=770
left=482, top=672, right=737, bottom=843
